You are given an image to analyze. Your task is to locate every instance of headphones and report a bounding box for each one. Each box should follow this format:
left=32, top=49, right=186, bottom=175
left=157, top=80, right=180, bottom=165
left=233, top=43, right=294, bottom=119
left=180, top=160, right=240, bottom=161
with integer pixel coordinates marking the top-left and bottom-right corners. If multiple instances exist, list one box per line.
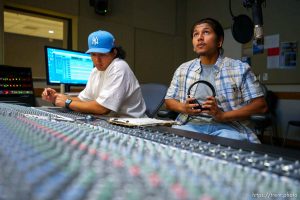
left=187, top=80, right=216, bottom=98
left=186, top=80, right=216, bottom=115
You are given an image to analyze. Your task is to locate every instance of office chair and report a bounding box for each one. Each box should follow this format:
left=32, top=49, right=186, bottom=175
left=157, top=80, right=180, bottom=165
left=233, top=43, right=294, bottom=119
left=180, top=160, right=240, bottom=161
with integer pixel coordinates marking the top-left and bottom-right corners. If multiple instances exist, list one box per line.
left=250, top=83, right=278, bottom=143
left=284, top=120, right=300, bottom=146
left=140, top=83, right=168, bottom=118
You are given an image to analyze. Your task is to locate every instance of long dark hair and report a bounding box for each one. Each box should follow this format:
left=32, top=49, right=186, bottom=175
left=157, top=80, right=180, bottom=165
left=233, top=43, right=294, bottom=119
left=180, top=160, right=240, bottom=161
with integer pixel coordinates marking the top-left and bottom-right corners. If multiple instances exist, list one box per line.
left=111, top=46, right=126, bottom=59
left=191, top=18, right=224, bottom=55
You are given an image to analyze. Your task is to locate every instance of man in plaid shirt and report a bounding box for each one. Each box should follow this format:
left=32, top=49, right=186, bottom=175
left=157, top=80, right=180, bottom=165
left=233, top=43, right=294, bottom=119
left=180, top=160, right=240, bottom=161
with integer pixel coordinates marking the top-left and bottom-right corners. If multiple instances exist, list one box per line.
left=165, top=18, right=267, bottom=143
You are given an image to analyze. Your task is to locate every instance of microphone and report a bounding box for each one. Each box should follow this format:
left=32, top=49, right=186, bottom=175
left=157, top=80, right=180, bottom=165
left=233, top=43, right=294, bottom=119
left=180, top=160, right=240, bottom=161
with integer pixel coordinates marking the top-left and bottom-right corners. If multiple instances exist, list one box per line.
left=243, top=0, right=265, bottom=45
left=252, top=0, right=264, bottom=44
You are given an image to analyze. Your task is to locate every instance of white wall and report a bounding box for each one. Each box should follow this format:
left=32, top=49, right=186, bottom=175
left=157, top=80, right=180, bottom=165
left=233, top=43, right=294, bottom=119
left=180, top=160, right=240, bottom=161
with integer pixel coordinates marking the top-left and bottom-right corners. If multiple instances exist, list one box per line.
left=223, top=28, right=242, bottom=59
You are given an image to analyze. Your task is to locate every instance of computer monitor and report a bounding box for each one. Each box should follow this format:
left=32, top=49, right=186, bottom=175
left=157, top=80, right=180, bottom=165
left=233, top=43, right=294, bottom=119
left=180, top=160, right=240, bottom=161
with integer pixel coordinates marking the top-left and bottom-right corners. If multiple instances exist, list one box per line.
left=44, top=46, right=93, bottom=89
left=0, top=65, right=35, bottom=106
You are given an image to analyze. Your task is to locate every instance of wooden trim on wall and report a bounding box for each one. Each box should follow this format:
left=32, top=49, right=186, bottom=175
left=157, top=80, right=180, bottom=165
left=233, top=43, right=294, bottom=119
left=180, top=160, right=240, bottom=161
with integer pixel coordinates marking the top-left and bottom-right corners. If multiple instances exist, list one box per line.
left=34, top=88, right=46, bottom=97
left=275, top=92, right=300, bottom=100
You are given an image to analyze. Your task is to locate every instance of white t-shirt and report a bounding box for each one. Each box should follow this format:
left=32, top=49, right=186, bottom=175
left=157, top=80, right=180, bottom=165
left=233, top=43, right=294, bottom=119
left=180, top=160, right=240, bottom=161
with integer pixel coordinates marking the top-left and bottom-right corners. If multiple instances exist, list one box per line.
left=78, top=58, right=146, bottom=118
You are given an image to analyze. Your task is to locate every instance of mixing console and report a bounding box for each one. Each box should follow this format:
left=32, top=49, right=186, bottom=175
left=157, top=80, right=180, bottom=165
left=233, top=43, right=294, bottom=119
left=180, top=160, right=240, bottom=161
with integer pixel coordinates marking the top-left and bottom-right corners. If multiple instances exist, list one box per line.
left=0, top=103, right=299, bottom=200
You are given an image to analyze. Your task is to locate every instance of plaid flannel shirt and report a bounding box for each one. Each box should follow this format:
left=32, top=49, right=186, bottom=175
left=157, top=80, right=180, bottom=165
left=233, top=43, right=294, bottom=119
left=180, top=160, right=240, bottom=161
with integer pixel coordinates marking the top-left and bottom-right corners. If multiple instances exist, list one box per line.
left=165, top=55, right=264, bottom=137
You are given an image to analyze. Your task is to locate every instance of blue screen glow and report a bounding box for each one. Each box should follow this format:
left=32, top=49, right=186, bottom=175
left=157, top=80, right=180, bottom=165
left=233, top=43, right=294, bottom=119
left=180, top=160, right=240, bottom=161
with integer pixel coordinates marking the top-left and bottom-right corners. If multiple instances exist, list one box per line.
left=45, top=46, right=93, bottom=85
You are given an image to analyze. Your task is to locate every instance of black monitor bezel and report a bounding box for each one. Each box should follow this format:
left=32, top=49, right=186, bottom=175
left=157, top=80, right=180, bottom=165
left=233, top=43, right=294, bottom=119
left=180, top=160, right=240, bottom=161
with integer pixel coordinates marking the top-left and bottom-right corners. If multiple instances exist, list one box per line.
left=0, top=64, right=34, bottom=94
left=44, top=46, right=93, bottom=86
left=0, top=65, right=35, bottom=106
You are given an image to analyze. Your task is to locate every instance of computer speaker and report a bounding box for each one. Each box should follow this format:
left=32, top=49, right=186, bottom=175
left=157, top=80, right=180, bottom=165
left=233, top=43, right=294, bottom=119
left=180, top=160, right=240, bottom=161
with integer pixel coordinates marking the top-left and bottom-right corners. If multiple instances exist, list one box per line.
left=89, top=0, right=109, bottom=15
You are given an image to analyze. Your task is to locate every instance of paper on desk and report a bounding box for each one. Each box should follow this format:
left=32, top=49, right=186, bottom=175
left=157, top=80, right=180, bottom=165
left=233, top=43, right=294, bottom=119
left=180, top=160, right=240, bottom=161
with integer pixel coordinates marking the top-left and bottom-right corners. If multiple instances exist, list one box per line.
left=108, top=117, right=178, bottom=127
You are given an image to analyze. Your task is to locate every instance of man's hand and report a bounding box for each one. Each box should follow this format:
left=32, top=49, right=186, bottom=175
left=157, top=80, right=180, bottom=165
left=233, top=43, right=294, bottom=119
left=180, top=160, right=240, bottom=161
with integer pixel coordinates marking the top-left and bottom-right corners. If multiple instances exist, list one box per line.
left=184, top=97, right=203, bottom=115
left=41, top=88, right=57, bottom=104
left=201, top=96, right=224, bottom=121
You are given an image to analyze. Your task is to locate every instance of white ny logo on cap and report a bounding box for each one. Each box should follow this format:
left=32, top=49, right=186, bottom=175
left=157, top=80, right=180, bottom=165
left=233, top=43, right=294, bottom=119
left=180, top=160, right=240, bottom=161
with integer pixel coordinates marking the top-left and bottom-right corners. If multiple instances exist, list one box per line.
left=92, top=36, right=99, bottom=46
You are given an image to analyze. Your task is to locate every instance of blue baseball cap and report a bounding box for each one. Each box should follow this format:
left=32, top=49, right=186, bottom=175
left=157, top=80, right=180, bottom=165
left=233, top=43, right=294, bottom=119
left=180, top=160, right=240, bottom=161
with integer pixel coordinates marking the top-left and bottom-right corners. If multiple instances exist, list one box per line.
left=86, top=30, right=115, bottom=54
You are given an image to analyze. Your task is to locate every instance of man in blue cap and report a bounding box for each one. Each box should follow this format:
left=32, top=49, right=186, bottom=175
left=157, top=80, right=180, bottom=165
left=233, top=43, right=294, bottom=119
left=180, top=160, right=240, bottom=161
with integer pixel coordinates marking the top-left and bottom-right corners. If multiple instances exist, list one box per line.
left=42, top=30, right=146, bottom=117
